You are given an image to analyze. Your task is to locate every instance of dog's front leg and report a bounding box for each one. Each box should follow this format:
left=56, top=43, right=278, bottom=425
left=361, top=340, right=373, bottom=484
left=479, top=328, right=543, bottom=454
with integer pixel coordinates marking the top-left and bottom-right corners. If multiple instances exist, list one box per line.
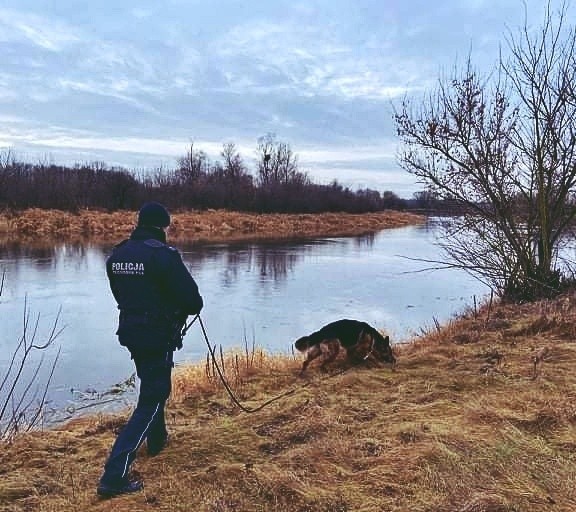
left=299, top=345, right=322, bottom=376
left=319, top=339, right=340, bottom=371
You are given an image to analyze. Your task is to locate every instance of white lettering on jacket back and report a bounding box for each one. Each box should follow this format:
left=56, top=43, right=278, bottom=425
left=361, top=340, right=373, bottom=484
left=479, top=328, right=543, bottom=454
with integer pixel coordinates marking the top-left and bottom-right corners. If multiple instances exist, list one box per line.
left=111, top=262, right=145, bottom=275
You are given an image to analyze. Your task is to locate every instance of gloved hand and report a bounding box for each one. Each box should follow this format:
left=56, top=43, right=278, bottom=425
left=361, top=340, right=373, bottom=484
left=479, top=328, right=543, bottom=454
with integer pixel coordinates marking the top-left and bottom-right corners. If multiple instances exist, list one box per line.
left=169, top=313, right=188, bottom=350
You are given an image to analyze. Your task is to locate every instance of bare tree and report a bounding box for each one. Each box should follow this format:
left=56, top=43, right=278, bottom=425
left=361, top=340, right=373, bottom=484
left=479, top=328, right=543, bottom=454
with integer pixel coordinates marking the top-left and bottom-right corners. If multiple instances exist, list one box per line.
left=395, top=3, right=576, bottom=301
left=256, top=133, right=301, bottom=186
left=0, top=271, right=64, bottom=440
left=0, top=149, right=14, bottom=206
left=220, top=142, right=246, bottom=181
left=176, top=142, right=209, bottom=184
left=216, top=142, right=255, bottom=210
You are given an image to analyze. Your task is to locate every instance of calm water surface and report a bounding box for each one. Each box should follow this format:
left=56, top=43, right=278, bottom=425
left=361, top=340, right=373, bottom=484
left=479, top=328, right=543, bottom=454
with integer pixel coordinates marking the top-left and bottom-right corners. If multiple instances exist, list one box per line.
left=0, top=220, right=490, bottom=420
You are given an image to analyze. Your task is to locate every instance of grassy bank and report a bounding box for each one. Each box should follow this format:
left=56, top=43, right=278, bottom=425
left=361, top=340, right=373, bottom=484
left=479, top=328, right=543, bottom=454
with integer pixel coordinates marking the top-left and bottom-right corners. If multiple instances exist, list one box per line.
left=2, top=292, right=576, bottom=511
left=0, top=208, right=424, bottom=244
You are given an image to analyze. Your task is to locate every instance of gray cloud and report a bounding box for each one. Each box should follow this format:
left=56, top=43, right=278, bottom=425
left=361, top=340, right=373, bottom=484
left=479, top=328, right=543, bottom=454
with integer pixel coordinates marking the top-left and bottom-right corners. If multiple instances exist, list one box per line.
left=0, top=0, right=565, bottom=198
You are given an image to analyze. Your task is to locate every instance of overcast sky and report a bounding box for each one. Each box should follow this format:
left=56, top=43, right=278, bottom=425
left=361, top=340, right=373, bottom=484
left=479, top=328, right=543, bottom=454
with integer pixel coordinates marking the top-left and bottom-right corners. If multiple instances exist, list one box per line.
left=0, top=0, right=569, bottom=197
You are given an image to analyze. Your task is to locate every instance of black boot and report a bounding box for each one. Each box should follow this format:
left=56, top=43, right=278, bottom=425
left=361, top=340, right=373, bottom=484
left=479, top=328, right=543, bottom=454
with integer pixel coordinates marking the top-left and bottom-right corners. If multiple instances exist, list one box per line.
left=147, top=435, right=169, bottom=456
left=97, top=478, right=143, bottom=498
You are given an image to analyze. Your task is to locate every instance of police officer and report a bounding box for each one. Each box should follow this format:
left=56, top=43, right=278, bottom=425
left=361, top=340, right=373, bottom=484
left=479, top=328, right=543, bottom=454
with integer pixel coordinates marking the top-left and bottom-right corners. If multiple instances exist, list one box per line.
left=97, top=202, right=203, bottom=498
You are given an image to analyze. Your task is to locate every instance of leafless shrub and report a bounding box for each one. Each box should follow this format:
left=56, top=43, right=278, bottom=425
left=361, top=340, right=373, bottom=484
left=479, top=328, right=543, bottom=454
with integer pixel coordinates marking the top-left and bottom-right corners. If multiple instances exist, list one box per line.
left=0, top=270, right=64, bottom=440
left=395, top=4, right=576, bottom=302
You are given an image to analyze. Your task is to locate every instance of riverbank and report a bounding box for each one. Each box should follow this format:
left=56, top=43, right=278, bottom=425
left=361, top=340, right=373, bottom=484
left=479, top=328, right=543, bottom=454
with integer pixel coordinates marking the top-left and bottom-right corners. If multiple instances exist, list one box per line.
left=2, top=291, right=576, bottom=511
left=0, top=208, right=425, bottom=244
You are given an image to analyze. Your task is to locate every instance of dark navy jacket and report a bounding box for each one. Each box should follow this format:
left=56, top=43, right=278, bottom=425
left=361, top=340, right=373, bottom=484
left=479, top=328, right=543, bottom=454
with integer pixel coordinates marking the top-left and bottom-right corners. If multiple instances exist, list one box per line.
left=106, top=226, right=203, bottom=352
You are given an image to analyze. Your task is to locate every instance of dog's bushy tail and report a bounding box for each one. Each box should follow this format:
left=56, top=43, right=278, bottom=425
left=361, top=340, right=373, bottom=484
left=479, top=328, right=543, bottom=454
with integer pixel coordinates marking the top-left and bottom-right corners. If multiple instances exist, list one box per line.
left=294, top=336, right=310, bottom=352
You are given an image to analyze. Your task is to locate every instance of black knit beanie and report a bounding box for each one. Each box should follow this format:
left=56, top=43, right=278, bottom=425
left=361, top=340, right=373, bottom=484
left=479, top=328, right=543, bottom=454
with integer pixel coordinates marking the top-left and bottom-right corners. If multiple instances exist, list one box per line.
left=137, top=202, right=171, bottom=228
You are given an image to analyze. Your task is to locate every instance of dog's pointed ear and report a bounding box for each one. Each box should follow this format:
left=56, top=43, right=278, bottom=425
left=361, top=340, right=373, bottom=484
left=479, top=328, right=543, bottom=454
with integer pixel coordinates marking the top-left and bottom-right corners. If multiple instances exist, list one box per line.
left=384, top=335, right=390, bottom=343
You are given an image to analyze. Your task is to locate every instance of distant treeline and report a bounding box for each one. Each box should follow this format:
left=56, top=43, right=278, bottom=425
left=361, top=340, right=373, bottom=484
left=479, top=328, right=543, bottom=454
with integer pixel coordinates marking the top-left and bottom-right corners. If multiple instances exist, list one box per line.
left=0, top=137, right=451, bottom=214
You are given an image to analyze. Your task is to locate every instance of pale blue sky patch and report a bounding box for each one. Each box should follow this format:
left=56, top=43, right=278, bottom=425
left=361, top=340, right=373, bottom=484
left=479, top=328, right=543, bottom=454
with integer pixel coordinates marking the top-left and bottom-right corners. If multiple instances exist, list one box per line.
left=0, top=7, right=81, bottom=51
left=0, top=0, right=567, bottom=198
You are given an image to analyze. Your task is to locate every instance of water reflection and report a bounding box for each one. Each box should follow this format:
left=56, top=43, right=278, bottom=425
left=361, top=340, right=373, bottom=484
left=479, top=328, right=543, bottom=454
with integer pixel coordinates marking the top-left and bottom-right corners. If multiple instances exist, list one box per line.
left=179, top=241, right=304, bottom=287
left=178, top=237, right=375, bottom=289
left=352, top=232, right=376, bottom=248
left=0, top=232, right=380, bottom=290
left=0, top=239, right=91, bottom=258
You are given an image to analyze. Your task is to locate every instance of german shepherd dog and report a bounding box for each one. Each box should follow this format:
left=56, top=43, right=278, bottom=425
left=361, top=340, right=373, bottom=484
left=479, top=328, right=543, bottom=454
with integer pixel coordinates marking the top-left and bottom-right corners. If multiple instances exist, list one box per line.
left=294, top=319, right=396, bottom=375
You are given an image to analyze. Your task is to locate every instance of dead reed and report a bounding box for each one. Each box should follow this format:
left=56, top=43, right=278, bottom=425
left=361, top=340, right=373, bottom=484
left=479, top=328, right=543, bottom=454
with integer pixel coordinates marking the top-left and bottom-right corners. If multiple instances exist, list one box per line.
left=0, top=208, right=425, bottom=245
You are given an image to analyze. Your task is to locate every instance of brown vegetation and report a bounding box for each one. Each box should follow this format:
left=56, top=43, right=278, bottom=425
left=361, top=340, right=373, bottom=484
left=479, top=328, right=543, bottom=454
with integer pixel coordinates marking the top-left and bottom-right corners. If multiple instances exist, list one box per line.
left=0, top=208, right=424, bottom=244
left=3, top=291, right=576, bottom=510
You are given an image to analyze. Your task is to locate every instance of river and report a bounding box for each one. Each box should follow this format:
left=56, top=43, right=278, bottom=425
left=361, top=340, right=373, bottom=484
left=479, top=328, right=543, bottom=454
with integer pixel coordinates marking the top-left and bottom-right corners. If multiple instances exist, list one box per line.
left=0, top=219, right=490, bottom=423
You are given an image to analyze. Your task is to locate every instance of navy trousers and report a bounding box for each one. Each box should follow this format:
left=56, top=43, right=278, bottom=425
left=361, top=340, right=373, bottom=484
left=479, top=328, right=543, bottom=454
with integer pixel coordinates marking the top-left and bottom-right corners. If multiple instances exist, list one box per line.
left=100, top=350, right=173, bottom=485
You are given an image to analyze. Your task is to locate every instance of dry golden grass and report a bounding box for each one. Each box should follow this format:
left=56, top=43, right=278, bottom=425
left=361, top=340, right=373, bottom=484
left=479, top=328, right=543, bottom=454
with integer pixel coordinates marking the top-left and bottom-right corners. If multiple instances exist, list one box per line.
left=3, top=292, right=576, bottom=510
left=0, top=208, right=424, bottom=245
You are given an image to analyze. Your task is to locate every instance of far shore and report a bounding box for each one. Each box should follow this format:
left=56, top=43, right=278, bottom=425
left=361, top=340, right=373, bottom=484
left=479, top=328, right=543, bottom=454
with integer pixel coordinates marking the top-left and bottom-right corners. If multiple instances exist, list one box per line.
left=0, top=208, right=426, bottom=245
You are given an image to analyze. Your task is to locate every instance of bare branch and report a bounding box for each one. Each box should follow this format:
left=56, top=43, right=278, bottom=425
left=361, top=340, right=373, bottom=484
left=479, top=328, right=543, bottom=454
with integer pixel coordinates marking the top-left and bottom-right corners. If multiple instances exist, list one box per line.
left=395, top=5, right=576, bottom=301
left=0, top=274, right=63, bottom=441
